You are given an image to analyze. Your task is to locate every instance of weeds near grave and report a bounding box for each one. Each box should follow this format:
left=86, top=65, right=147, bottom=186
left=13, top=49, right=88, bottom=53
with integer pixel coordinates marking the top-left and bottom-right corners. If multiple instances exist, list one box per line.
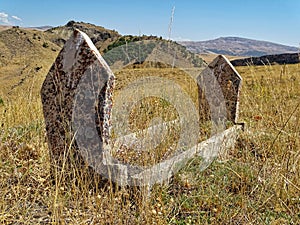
left=0, top=62, right=299, bottom=224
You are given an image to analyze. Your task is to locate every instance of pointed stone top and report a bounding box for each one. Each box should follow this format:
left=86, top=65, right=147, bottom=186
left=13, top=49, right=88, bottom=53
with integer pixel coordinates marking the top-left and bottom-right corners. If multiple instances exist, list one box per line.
left=209, top=55, right=242, bottom=81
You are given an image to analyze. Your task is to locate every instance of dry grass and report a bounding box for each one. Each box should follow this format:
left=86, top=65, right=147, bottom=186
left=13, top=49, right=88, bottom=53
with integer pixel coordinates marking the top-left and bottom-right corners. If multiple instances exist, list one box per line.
left=0, top=62, right=299, bottom=224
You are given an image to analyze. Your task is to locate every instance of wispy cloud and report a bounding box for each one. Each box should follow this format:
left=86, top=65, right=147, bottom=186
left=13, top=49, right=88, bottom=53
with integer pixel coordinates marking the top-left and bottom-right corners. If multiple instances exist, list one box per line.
left=0, top=12, right=9, bottom=24
left=12, top=15, right=22, bottom=21
left=0, top=12, right=23, bottom=25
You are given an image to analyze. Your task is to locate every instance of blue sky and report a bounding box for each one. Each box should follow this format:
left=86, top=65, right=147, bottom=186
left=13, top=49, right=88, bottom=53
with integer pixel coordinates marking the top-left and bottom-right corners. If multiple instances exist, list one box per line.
left=1, top=0, right=299, bottom=46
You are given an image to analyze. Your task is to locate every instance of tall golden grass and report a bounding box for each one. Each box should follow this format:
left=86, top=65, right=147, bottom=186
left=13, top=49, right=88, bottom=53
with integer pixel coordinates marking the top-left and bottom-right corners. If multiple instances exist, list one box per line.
left=0, top=63, right=299, bottom=224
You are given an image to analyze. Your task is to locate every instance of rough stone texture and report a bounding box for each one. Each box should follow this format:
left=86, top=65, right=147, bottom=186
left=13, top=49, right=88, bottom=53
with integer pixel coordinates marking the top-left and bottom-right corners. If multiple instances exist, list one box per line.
left=41, top=29, right=114, bottom=171
left=197, top=55, right=242, bottom=123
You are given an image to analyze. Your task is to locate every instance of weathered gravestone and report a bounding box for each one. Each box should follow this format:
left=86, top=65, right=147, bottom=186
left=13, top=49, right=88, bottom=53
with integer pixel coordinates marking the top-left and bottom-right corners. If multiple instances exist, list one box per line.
left=41, top=29, right=243, bottom=187
left=41, top=29, right=114, bottom=175
left=197, top=55, right=242, bottom=124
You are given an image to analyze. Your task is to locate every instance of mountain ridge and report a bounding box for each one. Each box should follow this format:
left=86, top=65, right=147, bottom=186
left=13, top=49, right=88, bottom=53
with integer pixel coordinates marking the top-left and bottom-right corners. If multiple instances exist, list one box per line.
left=179, top=36, right=298, bottom=57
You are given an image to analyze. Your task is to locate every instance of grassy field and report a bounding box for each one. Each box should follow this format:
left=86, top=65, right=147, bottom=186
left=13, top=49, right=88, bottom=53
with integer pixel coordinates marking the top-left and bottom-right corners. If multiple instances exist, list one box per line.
left=0, top=62, right=299, bottom=224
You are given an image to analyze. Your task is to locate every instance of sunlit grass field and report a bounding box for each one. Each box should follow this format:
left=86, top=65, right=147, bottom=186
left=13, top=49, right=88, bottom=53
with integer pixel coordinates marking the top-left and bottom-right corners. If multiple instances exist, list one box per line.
left=0, top=63, right=299, bottom=224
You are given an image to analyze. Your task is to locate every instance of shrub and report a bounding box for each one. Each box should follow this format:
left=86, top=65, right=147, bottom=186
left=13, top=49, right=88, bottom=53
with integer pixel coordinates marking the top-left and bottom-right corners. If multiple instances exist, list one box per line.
left=0, top=97, right=4, bottom=106
left=42, top=42, right=49, bottom=48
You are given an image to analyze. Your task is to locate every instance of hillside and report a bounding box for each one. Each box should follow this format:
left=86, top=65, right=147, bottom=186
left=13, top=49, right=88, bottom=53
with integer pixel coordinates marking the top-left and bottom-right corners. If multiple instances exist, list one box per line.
left=0, top=21, right=122, bottom=96
left=45, top=21, right=121, bottom=52
left=180, top=37, right=298, bottom=57
left=0, top=26, right=59, bottom=96
left=103, top=35, right=204, bottom=70
left=0, top=21, right=204, bottom=97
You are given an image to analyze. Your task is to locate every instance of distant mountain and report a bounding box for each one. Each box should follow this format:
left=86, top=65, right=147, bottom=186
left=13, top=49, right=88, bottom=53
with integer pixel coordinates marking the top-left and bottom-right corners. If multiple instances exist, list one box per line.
left=0, top=25, right=53, bottom=31
left=179, top=37, right=298, bottom=57
left=28, top=26, right=53, bottom=31
left=0, top=25, right=12, bottom=32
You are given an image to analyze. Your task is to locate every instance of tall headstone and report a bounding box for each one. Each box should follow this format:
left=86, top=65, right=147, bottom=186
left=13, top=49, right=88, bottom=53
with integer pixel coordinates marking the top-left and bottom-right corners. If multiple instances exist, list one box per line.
left=197, top=55, right=242, bottom=124
left=41, top=29, right=114, bottom=173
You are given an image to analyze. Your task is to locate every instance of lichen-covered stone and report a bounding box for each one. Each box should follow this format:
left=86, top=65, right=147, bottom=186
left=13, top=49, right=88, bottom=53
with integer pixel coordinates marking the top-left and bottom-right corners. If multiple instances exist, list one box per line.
left=197, top=55, right=242, bottom=123
left=41, top=29, right=114, bottom=171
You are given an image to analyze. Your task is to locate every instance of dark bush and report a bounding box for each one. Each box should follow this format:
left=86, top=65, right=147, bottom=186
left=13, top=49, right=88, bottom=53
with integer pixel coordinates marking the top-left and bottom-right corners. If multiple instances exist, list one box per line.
left=42, top=42, right=49, bottom=48
left=0, top=97, right=4, bottom=106
left=66, top=20, right=76, bottom=27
